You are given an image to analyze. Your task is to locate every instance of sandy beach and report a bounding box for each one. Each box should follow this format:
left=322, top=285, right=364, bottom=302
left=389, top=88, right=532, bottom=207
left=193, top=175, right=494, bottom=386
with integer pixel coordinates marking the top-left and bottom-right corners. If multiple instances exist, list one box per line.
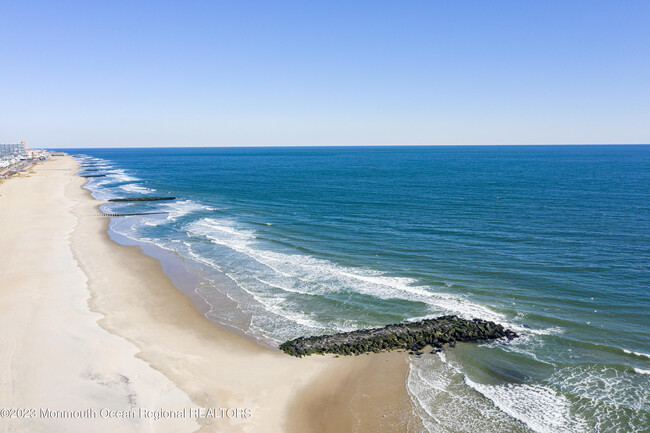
left=0, top=155, right=420, bottom=433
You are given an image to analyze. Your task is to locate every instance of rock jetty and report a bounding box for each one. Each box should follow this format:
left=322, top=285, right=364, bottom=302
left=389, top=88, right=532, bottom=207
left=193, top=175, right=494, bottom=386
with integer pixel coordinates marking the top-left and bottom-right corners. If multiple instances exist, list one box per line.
left=102, top=211, right=169, bottom=217
left=279, top=315, right=517, bottom=357
left=108, top=197, right=177, bottom=202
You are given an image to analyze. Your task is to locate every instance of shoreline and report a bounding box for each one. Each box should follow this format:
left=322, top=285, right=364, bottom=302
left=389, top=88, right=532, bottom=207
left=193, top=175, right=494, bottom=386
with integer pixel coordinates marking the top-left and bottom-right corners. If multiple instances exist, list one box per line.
left=0, top=156, right=197, bottom=433
left=1, top=155, right=420, bottom=432
left=104, top=226, right=279, bottom=350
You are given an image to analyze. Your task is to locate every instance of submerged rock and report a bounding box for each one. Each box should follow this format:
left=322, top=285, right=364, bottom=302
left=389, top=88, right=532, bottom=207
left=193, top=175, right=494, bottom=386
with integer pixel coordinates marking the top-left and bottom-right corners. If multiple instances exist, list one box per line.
left=279, top=315, right=517, bottom=357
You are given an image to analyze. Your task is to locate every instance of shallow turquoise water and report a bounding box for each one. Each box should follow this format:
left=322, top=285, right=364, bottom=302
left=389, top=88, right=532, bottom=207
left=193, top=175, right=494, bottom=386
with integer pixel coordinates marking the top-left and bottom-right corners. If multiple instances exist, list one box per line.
left=66, top=146, right=650, bottom=432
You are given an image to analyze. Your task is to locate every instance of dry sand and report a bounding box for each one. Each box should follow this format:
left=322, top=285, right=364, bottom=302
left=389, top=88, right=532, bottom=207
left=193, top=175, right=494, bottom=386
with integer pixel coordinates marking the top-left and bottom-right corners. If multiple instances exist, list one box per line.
left=0, top=156, right=421, bottom=432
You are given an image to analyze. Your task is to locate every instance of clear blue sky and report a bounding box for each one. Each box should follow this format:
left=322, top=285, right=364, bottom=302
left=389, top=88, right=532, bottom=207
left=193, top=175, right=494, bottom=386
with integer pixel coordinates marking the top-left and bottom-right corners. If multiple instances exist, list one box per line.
left=1, top=0, right=648, bottom=147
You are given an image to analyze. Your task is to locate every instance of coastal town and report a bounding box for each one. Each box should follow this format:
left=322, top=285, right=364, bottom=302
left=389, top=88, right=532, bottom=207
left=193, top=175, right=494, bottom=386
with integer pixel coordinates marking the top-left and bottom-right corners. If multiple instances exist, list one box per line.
left=0, top=141, right=51, bottom=179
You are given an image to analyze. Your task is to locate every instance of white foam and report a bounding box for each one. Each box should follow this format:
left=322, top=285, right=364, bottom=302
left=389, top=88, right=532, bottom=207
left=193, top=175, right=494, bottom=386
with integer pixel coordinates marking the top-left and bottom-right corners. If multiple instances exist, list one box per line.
left=189, top=220, right=417, bottom=298
left=489, top=335, right=557, bottom=366
left=623, top=349, right=650, bottom=359
left=81, top=166, right=113, bottom=171
left=225, top=271, right=324, bottom=330
left=183, top=245, right=338, bottom=337
left=184, top=217, right=563, bottom=339
left=160, top=200, right=215, bottom=221
left=406, top=356, right=528, bottom=433
left=108, top=170, right=139, bottom=183
left=90, top=169, right=140, bottom=188
left=408, top=355, right=650, bottom=433
left=464, top=377, right=590, bottom=433
left=119, top=183, right=154, bottom=194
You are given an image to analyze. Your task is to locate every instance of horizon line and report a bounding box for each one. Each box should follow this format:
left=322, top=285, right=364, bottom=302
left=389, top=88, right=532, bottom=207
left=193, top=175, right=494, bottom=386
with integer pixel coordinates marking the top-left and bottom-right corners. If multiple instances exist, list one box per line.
left=41, top=143, right=650, bottom=149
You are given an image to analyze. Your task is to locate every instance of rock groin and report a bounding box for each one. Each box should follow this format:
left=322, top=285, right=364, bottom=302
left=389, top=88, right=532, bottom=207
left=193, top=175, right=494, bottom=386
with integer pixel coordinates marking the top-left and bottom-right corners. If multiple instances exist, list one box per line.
left=102, top=211, right=169, bottom=217
left=279, top=315, right=517, bottom=357
left=108, top=197, right=177, bottom=202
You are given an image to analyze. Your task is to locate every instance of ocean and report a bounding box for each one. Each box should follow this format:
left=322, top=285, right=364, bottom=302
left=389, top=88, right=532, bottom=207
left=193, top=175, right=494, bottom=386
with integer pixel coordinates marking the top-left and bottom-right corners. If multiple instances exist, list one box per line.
left=64, top=145, right=649, bottom=433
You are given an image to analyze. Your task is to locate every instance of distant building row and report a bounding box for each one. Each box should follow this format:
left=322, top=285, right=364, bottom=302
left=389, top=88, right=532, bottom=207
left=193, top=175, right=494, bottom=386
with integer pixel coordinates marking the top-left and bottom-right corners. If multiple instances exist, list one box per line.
left=0, top=141, right=49, bottom=170
left=0, top=142, right=26, bottom=158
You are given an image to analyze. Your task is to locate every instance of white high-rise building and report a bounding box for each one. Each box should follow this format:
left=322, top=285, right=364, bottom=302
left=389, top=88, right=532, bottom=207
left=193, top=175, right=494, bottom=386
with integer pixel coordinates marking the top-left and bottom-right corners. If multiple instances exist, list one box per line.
left=0, top=142, right=26, bottom=158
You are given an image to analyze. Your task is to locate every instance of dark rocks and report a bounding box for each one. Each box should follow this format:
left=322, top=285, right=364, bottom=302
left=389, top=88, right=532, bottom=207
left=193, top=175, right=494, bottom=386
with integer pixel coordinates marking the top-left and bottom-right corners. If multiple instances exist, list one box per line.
left=102, top=211, right=169, bottom=217
left=108, top=197, right=177, bottom=202
left=279, top=315, right=518, bottom=357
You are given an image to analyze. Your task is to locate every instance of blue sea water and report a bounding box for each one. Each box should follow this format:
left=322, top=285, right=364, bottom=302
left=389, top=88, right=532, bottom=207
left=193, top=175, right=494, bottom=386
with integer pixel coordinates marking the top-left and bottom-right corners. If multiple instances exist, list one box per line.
left=64, top=146, right=649, bottom=433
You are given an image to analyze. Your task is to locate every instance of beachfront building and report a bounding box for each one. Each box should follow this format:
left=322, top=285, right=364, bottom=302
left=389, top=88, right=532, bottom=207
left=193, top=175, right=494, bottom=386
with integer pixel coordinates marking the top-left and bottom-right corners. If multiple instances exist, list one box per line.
left=0, top=142, right=27, bottom=158
left=0, top=142, right=48, bottom=172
